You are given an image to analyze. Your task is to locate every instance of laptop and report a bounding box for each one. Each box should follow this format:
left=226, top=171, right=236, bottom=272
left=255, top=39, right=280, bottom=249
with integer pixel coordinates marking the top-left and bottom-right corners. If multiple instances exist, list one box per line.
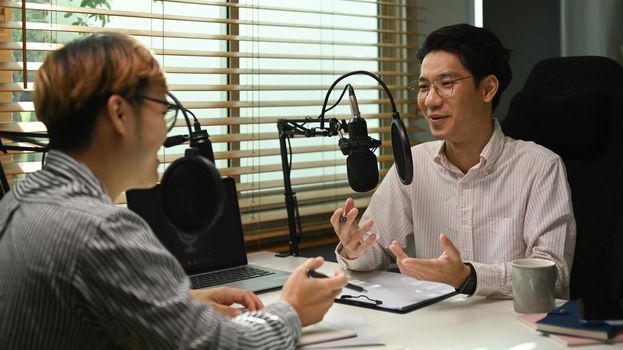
left=126, top=177, right=291, bottom=293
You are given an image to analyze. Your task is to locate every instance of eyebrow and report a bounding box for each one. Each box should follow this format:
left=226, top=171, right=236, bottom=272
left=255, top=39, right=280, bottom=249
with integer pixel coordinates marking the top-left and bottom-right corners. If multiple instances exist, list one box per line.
left=417, top=72, right=457, bottom=82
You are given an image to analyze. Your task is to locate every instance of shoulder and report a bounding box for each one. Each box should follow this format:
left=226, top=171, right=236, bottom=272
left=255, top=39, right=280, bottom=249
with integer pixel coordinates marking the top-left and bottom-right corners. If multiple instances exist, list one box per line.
left=502, top=136, right=562, bottom=166
left=23, top=196, right=154, bottom=248
left=411, top=140, right=443, bottom=159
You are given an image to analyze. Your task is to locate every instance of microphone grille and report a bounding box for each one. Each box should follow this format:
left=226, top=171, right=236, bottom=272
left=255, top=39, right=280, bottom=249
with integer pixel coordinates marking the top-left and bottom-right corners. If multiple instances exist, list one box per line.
left=346, top=151, right=379, bottom=192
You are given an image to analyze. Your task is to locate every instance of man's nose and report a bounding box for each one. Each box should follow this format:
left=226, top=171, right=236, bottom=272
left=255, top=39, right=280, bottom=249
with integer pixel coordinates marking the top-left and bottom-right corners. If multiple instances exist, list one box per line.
left=424, top=87, right=443, bottom=107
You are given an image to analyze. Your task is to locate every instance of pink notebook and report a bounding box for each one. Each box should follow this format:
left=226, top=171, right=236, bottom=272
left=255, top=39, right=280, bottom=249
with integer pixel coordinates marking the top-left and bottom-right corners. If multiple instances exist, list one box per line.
left=517, top=313, right=623, bottom=347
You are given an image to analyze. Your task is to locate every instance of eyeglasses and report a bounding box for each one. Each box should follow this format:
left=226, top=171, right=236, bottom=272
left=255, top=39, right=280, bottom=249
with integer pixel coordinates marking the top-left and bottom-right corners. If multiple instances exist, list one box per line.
left=409, top=75, right=473, bottom=101
left=137, top=92, right=180, bottom=132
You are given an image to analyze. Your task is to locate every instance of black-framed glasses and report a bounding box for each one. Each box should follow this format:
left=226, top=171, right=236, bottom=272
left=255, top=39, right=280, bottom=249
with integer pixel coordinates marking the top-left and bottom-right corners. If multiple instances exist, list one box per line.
left=409, top=75, right=473, bottom=101
left=138, top=92, right=180, bottom=132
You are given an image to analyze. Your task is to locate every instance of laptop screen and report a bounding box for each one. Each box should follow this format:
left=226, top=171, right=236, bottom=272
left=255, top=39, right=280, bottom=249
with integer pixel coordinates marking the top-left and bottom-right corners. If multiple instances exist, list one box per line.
left=127, top=177, right=247, bottom=275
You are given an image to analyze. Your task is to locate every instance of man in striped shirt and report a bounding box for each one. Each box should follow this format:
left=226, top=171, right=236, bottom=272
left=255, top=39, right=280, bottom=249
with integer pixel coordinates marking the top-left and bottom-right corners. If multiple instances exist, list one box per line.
left=0, top=33, right=346, bottom=349
left=331, top=24, right=576, bottom=299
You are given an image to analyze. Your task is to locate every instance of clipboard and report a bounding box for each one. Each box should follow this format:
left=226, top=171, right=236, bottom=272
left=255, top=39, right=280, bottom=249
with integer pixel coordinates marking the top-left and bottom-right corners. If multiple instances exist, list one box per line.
left=335, top=270, right=457, bottom=314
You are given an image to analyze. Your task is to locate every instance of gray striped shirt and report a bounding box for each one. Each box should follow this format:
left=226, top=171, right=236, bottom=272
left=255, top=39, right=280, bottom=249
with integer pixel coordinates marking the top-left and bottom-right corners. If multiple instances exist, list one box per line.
left=337, top=119, right=576, bottom=299
left=0, top=151, right=301, bottom=349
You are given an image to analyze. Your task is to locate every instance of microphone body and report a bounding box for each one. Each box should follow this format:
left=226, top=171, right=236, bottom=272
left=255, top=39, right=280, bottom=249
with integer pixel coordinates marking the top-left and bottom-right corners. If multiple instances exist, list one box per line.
left=191, top=128, right=215, bottom=163
left=339, top=85, right=381, bottom=192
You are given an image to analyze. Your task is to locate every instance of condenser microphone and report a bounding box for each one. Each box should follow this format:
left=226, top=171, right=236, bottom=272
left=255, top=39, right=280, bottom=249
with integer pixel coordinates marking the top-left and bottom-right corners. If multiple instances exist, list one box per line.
left=338, top=85, right=381, bottom=192
left=160, top=102, right=224, bottom=235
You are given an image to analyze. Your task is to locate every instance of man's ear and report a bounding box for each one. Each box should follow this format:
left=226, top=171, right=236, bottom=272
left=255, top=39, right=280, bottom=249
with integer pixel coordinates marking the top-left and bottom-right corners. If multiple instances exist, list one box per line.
left=105, top=94, right=131, bottom=135
left=482, top=75, right=499, bottom=104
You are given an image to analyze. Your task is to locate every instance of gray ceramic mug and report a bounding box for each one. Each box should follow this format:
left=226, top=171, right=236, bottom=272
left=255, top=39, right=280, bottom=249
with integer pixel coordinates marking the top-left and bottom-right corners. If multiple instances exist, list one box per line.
left=512, top=258, right=557, bottom=314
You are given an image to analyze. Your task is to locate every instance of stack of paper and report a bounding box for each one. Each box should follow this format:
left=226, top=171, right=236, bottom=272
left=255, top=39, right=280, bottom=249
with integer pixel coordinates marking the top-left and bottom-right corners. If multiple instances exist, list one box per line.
left=297, top=314, right=385, bottom=349
left=297, top=322, right=356, bottom=347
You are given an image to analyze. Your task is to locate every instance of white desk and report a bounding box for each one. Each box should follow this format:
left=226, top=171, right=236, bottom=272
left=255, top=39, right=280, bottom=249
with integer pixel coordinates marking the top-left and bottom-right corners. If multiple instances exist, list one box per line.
left=249, top=251, right=615, bottom=350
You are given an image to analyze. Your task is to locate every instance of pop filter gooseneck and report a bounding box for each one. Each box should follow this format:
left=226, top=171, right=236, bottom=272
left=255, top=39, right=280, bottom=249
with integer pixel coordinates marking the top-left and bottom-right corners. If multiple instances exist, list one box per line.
left=319, top=71, right=413, bottom=186
left=160, top=92, right=225, bottom=235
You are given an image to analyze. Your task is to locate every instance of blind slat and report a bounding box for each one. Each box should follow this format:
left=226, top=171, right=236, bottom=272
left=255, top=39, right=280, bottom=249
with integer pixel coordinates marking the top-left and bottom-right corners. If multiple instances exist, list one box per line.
left=1, top=81, right=415, bottom=93
left=0, top=21, right=419, bottom=49
left=0, top=99, right=418, bottom=112
left=166, top=0, right=416, bottom=21
left=241, top=197, right=372, bottom=226
left=1, top=62, right=418, bottom=78
left=0, top=1, right=419, bottom=36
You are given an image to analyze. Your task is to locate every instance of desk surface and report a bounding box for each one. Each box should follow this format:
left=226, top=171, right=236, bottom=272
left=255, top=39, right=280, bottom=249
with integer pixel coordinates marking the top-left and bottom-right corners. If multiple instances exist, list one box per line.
left=249, top=251, right=614, bottom=350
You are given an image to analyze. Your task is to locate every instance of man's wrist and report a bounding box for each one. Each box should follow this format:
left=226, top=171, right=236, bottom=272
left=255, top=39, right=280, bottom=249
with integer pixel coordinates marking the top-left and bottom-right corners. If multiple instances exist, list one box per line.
left=337, top=243, right=359, bottom=260
left=456, top=262, right=477, bottom=295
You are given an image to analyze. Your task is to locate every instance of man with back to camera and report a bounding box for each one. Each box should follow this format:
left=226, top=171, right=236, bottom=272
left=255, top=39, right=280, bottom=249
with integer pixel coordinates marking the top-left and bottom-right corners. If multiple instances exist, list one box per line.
left=0, top=32, right=347, bottom=349
left=330, top=24, right=576, bottom=299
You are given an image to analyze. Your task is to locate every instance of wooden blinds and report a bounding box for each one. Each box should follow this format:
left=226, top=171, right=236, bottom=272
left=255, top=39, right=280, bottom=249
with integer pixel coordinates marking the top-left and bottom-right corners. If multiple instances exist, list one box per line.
left=0, top=0, right=421, bottom=252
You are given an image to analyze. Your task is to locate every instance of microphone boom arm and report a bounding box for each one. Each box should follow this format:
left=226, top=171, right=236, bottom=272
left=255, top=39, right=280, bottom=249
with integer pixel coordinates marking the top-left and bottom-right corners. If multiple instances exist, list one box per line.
left=276, top=70, right=414, bottom=257
left=276, top=118, right=345, bottom=257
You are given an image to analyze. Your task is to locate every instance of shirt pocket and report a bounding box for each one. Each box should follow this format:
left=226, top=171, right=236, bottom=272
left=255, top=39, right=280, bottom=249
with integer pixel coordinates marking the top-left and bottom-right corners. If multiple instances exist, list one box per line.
left=487, top=217, right=525, bottom=262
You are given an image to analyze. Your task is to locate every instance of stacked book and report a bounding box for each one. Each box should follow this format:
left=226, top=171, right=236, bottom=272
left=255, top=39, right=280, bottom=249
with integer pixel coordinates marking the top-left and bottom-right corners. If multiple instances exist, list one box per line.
left=518, top=300, right=623, bottom=347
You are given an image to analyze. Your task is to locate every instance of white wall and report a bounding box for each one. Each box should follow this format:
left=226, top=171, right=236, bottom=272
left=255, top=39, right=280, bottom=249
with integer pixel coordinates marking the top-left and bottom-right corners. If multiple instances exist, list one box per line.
left=561, top=0, right=623, bottom=64
left=416, top=0, right=474, bottom=37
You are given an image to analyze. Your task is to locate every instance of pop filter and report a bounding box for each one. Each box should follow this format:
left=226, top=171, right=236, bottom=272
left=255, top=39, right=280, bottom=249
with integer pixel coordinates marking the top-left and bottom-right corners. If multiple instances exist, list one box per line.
left=391, top=114, right=413, bottom=185
left=160, top=151, right=224, bottom=235
left=160, top=93, right=225, bottom=235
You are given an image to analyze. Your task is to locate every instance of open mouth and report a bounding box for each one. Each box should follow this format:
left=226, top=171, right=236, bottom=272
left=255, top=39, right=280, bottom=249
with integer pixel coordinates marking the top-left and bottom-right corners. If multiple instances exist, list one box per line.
left=428, top=114, right=448, bottom=125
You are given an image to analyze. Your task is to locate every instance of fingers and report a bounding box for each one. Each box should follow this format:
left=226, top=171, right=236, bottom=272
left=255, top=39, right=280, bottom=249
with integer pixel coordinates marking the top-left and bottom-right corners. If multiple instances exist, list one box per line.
left=389, top=240, right=409, bottom=261
left=342, top=218, right=372, bottom=246
left=439, top=233, right=461, bottom=261
left=330, top=207, right=345, bottom=232
left=296, top=256, right=325, bottom=276
left=210, top=303, right=242, bottom=317
left=329, top=269, right=348, bottom=291
left=330, top=198, right=359, bottom=240
left=199, top=287, right=264, bottom=312
left=344, top=197, right=355, bottom=215
left=237, top=290, right=264, bottom=311
left=298, top=259, right=348, bottom=291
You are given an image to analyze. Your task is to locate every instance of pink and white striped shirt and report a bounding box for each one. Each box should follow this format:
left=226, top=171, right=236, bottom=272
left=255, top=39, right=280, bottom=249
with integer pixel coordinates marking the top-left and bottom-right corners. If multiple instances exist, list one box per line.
left=337, top=119, right=576, bottom=299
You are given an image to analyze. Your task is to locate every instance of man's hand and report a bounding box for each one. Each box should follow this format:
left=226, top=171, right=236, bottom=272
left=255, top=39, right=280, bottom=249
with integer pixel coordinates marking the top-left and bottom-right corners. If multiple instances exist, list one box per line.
left=330, top=197, right=376, bottom=260
left=190, top=287, right=264, bottom=317
left=280, top=257, right=347, bottom=327
left=388, top=233, right=470, bottom=288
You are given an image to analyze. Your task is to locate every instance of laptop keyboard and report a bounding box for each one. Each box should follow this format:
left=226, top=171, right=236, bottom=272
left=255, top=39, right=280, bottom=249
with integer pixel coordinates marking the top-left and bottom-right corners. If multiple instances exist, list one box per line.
left=190, top=266, right=276, bottom=289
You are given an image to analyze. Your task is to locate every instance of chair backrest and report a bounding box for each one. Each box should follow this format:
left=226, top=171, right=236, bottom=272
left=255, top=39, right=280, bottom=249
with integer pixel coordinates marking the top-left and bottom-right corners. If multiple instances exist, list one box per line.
left=501, top=56, right=623, bottom=299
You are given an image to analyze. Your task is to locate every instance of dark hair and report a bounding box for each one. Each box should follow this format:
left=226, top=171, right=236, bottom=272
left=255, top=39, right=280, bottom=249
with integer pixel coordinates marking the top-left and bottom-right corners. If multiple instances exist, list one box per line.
left=417, top=23, right=512, bottom=111
left=34, top=33, right=166, bottom=152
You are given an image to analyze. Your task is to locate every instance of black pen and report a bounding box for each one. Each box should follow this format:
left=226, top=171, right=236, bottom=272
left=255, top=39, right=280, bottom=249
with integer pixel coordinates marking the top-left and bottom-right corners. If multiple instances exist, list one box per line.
left=307, top=269, right=368, bottom=293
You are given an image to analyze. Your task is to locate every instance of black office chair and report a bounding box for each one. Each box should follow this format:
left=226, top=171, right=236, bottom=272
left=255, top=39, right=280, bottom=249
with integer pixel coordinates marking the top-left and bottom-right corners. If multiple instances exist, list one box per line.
left=501, top=56, right=623, bottom=300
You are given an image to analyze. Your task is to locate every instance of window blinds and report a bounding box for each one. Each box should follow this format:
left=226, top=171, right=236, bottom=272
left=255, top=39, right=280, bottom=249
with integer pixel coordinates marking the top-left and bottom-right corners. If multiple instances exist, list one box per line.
left=0, top=0, right=421, bottom=251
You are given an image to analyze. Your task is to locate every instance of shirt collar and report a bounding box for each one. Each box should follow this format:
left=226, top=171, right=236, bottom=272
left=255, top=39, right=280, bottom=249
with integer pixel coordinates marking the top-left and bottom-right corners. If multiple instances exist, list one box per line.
left=433, top=119, right=506, bottom=174
left=14, top=150, right=111, bottom=204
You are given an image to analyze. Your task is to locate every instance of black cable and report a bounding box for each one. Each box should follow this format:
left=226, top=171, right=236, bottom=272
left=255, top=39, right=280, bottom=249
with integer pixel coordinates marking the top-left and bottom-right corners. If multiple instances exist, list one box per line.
left=340, top=294, right=382, bottom=305
left=318, top=84, right=351, bottom=117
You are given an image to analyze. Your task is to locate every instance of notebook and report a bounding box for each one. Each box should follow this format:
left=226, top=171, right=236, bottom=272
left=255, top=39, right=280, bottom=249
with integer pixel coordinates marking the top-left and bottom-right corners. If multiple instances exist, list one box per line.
left=127, top=177, right=291, bottom=293
left=517, top=313, right=623, bottom=347
left=535, top=300, right=622, bottom=340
